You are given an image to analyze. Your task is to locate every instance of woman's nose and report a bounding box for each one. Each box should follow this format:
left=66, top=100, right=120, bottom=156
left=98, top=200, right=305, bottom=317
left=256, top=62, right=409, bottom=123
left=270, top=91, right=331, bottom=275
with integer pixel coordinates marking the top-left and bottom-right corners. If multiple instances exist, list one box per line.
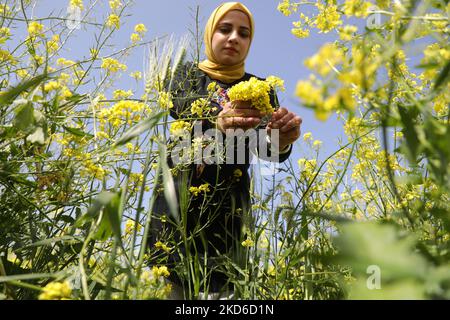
left=228, top=30, right=239, bottom=43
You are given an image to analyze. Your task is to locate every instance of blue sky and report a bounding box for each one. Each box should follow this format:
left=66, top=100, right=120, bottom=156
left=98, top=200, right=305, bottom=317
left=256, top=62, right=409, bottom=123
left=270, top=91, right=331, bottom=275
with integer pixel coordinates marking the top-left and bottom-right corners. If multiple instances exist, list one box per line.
left=30, top=0, right=356, bottom=161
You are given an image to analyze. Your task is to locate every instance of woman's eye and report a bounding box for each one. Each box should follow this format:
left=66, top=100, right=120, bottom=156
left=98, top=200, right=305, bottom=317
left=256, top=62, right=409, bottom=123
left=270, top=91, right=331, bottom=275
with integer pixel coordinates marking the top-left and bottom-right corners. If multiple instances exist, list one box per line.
left=239, top=31, right=250, bottom=38
left=219, top=27, right=231, bottom=34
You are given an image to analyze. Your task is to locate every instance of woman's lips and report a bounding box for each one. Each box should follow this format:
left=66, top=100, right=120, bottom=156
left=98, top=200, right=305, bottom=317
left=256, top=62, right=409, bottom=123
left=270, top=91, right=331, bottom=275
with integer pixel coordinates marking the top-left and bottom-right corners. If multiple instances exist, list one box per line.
left=224, top=47, right=238, bottom=54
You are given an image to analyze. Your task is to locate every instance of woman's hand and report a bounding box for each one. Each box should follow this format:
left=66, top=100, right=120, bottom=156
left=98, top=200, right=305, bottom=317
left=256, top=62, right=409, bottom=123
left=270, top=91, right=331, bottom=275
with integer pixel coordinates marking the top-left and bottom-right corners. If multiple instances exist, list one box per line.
left=216, top=100, right=262, bottom=133
left=266, top=107, right=302, bottom=151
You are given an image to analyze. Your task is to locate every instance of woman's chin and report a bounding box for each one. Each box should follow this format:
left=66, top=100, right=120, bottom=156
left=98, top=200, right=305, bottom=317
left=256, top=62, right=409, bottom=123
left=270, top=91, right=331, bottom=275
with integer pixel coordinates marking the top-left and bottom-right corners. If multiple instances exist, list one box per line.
left=217, top=57, right=242, bottom=66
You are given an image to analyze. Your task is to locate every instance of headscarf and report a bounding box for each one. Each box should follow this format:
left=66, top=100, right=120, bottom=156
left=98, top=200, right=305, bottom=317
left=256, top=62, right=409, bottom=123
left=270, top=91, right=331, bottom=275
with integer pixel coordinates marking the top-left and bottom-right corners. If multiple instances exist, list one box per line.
left=198, top=2, right=254, bottom=83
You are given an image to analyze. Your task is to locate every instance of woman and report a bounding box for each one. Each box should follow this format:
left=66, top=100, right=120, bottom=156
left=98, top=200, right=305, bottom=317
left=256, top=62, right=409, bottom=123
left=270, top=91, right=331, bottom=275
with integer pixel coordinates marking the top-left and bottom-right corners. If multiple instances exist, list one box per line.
left=150, top=2, right=302, bottom=298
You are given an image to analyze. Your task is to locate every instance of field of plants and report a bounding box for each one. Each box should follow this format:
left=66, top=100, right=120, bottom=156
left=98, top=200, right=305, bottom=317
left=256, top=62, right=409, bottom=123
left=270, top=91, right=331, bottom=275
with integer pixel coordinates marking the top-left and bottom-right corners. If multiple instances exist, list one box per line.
left=0, top=0, right=449, bottom=300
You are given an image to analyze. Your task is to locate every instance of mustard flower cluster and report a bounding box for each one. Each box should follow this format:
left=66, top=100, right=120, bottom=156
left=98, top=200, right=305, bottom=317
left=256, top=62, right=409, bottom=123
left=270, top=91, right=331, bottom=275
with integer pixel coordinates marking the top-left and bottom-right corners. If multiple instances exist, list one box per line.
left=296, top=78, right=355, bottom=121
left=152, top=265, right=170, bottom=278
left=101, top=57, right=127, bottom=73
left=207, top=81, right=219, bottom=93
left=155, top=241, right=172, bottom=253
left=266, top=76, right=285, bottom=92
left=106, top=14, right=120, bottom=29
left=315, top=2, right=342, bottom=33
left=98, top=100, right=147, bottom=128
left=113, top=89, right=133, bottom=100
left=130, top=23, right=147, bottom=43
left=39, top=281, right=72, bottom=300
left=304, top=43, right=344, bottom=77
left=291, top=13, right=312, bottom=39
left=343, top=0, right=372, bottom=18
left=233, top=168, right=242, bottom=178
left=80, top=160, right=106, bottom=180
left=227, top=76, right=284, bottom=115
left=158, top=91, right=173, bottom=110
left=124, top=218, right=142, bottom=236
left=70, top=0, right=84, bottom=10
left=27, top=21, right=44, bottom=37
left=109, top=0, right=122, bottom=10
left=0, top=27, right=11, bottom=44
left=189, top=183, right=210, bottom=196
left=190, top=98, right=209, bottom=117
left=277, top=0, right=298, bottom=16
left=136, top=270, right=172, bottom=299
left=130, top=71, right=142, bottom=80
left=169, top=120, right=191, bottom=137
left=241, top=237, right=254, bottom=248
left=46, top=34, right=60, bottom=53
left=339, top=25, right=358, bottom=41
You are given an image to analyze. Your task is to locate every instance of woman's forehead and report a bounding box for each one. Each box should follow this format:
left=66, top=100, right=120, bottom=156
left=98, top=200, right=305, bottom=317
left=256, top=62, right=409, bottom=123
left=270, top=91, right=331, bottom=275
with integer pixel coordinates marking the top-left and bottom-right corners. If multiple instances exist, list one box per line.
left=218, top=10, right=251, bottom=29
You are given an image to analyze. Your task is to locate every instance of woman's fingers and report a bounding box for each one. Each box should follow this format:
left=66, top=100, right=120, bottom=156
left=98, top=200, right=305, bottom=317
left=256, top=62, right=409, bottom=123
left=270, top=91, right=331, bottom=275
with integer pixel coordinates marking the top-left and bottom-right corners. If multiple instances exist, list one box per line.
left=280, top=115, right=302, bottom=133
left=225, top=116, right=260, bottom=129
left=218, top=101, right=262, bottom=130
left=271, top=107, right=288, bottom=122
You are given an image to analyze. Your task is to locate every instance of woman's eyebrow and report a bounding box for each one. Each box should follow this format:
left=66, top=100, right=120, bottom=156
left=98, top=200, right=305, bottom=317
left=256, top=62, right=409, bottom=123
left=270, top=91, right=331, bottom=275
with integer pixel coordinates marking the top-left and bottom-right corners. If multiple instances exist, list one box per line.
left=218, top=22, right=250, bottom=31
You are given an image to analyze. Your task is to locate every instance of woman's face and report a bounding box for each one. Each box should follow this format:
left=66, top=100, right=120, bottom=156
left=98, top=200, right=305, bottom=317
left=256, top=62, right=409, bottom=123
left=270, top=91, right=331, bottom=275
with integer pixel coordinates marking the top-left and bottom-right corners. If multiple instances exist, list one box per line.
left=211, top=10, right=251, bottom=66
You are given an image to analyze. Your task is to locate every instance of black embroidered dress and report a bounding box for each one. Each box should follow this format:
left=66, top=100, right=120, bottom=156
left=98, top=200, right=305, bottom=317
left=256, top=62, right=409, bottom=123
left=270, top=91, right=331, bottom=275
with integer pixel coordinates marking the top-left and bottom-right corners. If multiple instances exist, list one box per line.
left=149, top=62, right=292, bottom=292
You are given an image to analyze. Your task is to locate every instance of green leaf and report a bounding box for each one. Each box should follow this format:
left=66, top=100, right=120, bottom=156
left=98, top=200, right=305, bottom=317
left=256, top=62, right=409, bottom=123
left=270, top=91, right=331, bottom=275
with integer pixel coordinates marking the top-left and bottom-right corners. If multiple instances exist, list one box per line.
left=397, top=105, right=421, bottom=163
left=0, top=125, right=17, bottom=140
left=158, top=143, right=179, bottom=223
left=13, top=101, right=34, bottom=132
left=0, top=74, right=48, bottom=106
left=433, top=60, right=450, bottom=91
left=75, top=191, right=116, bottom=228
left=20, top=236, right=81, bottom=249
left=79, top=191, right=123, bottom=243
left=63, top=125, right=94, bottom=138
left=347, top=278, right=425, bottom=300
left=334, top=222, right=428, bottom=281
left=103, top=191, right=122, bottom=244
left=113, top=111, right=166, bottom=147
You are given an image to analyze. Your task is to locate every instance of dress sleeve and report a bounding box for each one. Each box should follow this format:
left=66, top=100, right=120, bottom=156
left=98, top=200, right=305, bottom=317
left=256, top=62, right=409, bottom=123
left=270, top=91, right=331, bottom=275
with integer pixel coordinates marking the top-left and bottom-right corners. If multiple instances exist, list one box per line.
left=167, top=62, right=203, bottom=120
left=167, top=63, right=223, bottom=130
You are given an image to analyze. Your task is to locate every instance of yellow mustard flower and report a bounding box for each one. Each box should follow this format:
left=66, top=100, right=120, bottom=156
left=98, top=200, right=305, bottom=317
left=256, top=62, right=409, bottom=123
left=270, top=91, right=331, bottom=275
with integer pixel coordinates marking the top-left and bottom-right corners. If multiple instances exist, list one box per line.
left=101, top=57, right=127, bottom=73
left=134, top=23, right=147, bottom=34
left=113, top=89, right=133, bottom=100
left=315, top=2, right=342, bottom=33
left=277, top=0, right=298, bottom=16
left=27, top=21, right=44, bottom=36
left=158, top=91, right=174, bottom=110
left=227, top=77, right=274, bottom=114
left=155, top=241, right=172, bottom=253
left=343, top=0, right=372, bottom=18
left=266, top=75, right=285, bottom=92
left=339, top=25, right=358, bottom=41
left=130, top=71, right=142, bottom=80
left=207, top=81, right=218, bottom=92
left=152, top=265, right=170, bottom=278
left=70, top=0, right=84, bottom=10
left=39, top=281, right=72, bottom=300
left=169, top=120, right=190, bottom=137
left=303, top=132, right=313, bottom=141
left=130, top=33, right=141, bottom=43
left=44, top=81, right=61, bottom=92
left=0, top=27, right=11, bottom=44
left=190, top=98, right=208, bottom=117
left=106, top=14, right=120, bottom=29
left=109, top=0, right=122, bottom=10
left=304, top=43, right=344, bottom=77
left=241, top=237, right=254, bottom=248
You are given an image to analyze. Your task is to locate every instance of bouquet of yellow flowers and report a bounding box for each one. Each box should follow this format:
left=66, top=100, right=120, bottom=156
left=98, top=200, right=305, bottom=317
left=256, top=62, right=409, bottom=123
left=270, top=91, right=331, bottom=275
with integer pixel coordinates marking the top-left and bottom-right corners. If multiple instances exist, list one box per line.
left=227, top=76, right=285, bottom=115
